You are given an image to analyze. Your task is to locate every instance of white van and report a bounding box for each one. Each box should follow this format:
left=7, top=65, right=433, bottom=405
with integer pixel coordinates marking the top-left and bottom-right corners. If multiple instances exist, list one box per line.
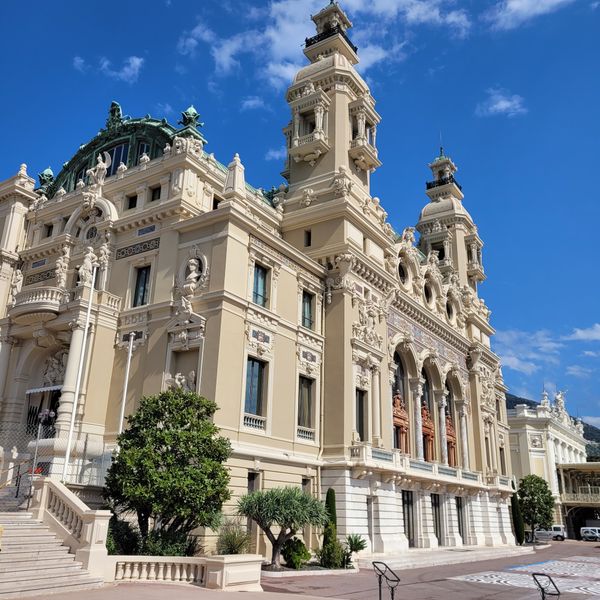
left=581, top=527, right=600, bottom=541
left=526, top=525, right=566, bottom=542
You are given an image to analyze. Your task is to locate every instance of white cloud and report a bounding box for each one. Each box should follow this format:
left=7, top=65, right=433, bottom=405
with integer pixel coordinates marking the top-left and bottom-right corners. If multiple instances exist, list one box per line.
left=99, top=56, right=144, bottom=84
left=343, top=0, right=471, bottom=37
left=156, top=102, right=173, bottom=116
left=241, top=96, right=267, bottom=111
left=476, top=87, right=527, bottom=118
left=583, top=350, right=600, bottom=358
left=485, top=0, right=575, bottom=30
left=73, top=56, right=87, bottom=73
left=265, top=146, right=287, bottom=161
left=592, top=1, right=600, bottom=9
left=566, top=324, right=600, bottom=341
left=584, top=416, right=600, bottom=428
left=566, top=365, right=593, bottom=378
left=494, top=329, right=562, bottom=374
left=176, top=0, right=460, bottom=90
left=177, top=22, right=217, bottom=56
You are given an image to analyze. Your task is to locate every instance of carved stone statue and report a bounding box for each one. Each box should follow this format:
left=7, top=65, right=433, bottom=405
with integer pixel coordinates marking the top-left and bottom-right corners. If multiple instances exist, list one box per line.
left=86, top=151, right=112, bottom=187
left=42, top=349, right=68, bottom=386
left=78, top=247, right=96, bottom=286
left=166, top=370, right=196, bottom=392
left=400, top=227, right=416, bottom=246
left=55, top=245, right=69, bottom=288
left=97, top=234, right=111, bottom=271
left=10, top=269, right=23, bottom=303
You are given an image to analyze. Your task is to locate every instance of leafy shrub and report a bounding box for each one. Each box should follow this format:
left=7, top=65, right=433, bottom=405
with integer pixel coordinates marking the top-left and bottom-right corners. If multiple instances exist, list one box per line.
left=282, top=537, right=311, bottom=569
left=318, top=522, right=350, bottom=569
left=346, top=533, right=367, bottom=553
left=216, top=519, right=251, bottom=555
left=106, top=516, right=140, bottom=555
left=325, top=488, right=337, bottom=527
left=511, top=494, right=525, bottom=545
left=142, top=529, right=200, bottom=557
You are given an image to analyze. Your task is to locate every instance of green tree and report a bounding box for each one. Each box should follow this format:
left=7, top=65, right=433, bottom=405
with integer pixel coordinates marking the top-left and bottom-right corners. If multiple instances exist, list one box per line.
left=510, top=493, right=525, bottom=545
left=517, top=475, right=554, bottom=542
left=237, top=487, right=328, bottom=568
left=325, top=488, right=337, bottom=527
left=104, top=388, right=232, bottom=546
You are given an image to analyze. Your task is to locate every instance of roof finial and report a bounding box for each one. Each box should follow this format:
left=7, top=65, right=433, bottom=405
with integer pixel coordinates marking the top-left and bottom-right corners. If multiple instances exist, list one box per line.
left=439, top=130, right=444, bottom=157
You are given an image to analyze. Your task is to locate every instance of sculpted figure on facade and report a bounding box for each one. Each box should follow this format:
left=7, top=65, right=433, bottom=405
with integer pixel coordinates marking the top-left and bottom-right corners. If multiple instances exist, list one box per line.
left=78, top=247, right=97, bottom=286
left=55, top=245, right=69, bottom=288
left=87, top=151, right=111, bottom=188
left=10, top=268, right=23, bottom=304
left=165, top=371, right=196, bottom=392
left=43, top=349, right=68, bottom=386
left=331, top=166, right=353, bottom=198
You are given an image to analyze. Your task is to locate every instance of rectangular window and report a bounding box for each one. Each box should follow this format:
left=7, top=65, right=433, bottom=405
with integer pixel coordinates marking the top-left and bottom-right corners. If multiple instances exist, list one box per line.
left=252, top=264, right=268, bottom=307
left=298, top=376, right=313, bottom=429
left=43, top=224, right=53, bottom=238
left=356, top=389, right=366, bottom=442
left=499, top=447, right=507, bottom=476
left=402, top=490, right=415, bottom=547
left=132, top=265, right=151, bottom=307
left=137, top=141, right=150, bottom=163
left=304, top=229, right=312, bottom=247
left=456, top=497, right=465, bottom=541
left=150, top=186, right=161, bottom=201
left=75, top=165, right=87, bottom=187
left=245, top=358, right=266, bottom=416
left=106, top=143, right=129, bottom=177
left=431, top=493, right=442, bottom=543
left=301, top=291, right=314, bottom=329
left=127, top=194, right=138, bottom=210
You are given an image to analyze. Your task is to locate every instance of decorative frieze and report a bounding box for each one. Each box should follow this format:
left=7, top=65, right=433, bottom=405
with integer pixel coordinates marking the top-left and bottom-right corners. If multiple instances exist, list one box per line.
left=116, top=237, right=160, bottom=260
left=24, top=268, right=55, bottom=286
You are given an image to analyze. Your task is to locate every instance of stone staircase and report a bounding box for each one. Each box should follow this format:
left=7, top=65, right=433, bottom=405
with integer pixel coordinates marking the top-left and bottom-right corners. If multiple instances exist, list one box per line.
left=0, top=512, right=103, bottom=598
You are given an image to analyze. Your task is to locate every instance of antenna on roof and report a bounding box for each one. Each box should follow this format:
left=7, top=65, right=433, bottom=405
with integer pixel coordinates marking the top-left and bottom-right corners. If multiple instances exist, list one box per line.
left=439, top=130, right=444, bottom=157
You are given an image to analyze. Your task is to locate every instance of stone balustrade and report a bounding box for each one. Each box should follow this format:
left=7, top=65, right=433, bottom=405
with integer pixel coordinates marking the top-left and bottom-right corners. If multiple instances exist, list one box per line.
left=30, top=478, right=264, bottom=591
left=30, top=477, right=111, bottom=579
left=347, top=444, right=494, bottom=488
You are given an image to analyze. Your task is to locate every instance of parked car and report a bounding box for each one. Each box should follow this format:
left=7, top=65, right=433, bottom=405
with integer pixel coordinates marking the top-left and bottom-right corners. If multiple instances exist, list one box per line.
left=526, top=525, right=567, bottom=542
left=581, top=527, right=600, bottom=541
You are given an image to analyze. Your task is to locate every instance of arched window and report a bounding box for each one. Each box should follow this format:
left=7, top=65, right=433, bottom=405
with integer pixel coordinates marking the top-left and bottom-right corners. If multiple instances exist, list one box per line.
left=421, top=368, right=435, bottom=462
left=445, top=380, right=457, bottom=467
left=421, top=368, right=431, bottom=411
left=393, top=352, right=405, bottom=399
left=392, top=352, right=409, bottom=453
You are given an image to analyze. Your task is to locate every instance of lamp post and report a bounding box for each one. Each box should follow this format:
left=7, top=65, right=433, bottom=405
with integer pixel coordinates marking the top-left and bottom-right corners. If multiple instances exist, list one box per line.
left=118, top=332, right=136, bottom=436
left=27, top=408, right=56, bottom=509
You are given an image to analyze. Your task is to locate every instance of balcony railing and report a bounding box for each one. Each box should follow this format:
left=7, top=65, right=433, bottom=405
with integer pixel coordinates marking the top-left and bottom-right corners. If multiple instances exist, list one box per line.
left=426, top=174, right=462, bottom=191
left=305, top=25, right=358, bottom=53
left=243, top=414, right=266, bottom=431
left=297, top=426, right=315, bottom=441
left=561, top=493, right=600, bottom=504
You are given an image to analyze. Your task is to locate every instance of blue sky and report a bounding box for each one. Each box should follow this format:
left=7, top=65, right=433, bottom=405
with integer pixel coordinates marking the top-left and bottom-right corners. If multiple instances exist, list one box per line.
left=1, top=0, right=599, bottom=421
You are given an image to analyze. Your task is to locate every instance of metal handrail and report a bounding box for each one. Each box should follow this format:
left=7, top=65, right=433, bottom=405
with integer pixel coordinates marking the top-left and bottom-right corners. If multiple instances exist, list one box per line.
left=532, top=573, right=561, bottom=599
left=373, top=561, right=401, bottom=600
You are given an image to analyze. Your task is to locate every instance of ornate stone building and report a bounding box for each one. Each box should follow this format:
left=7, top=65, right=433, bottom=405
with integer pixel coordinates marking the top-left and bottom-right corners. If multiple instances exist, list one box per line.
left=508, top=391, right=587, bottom=527
left=0, top=2, right=514, bottom=554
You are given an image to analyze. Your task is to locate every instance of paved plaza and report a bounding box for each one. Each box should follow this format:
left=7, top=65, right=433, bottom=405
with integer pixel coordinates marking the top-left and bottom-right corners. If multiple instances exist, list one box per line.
left=36, top=541, right=600, bottom=600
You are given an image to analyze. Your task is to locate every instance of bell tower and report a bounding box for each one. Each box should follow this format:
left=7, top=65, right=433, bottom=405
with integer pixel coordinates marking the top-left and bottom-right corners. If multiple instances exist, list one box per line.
left=281, top=1, right=381, bottom=197
left=416, top=149, right=485, bottom=291
left=280, top=2, right=388, bottom=264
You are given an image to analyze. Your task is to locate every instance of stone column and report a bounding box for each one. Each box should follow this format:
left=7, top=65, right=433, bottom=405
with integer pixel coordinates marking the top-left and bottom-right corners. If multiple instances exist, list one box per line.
left=0, top=336, right=15, bottom=398
left=371, top=125, right=377, bottom=148
left=437, top=392, right=448, bottom=465
left=410, top=378, right=424, bottom=460
left=546, top=433, right=559, bottom=495
left=371, top=366, right=381, bottom=446
left=55, top=323, right=86, bottom=434
left=292, top=109, right=300, bottom=145
left=460, top=406, right=470, bottom=470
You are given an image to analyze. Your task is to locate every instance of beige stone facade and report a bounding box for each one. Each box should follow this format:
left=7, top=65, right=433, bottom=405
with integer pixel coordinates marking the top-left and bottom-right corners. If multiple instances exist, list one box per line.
left=508, top=391, right=587, bottom=525
left=0, top=3, right=515, bottom=555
